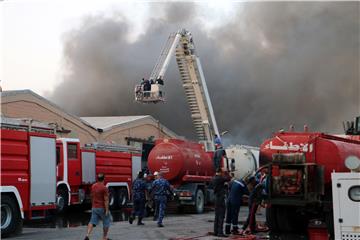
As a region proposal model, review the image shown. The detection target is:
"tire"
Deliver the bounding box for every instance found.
[194,189,204,214]
[145,199,155,217]
[1,195,22,237]
[117,188,129,208]
[325,211,334,240]
[177,205,184,214]
[56,189,68,213]
[109,188,117,210]
[276,206,307,233]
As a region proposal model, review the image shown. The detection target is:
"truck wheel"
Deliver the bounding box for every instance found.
[117,188,128,208]
[194,189,204,214]
[109,188,117,209]
[1,195,22,237]
[276,206,307,233]
[56,189,68,213]
[325,211,334,240]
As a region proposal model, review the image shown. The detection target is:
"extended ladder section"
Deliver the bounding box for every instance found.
[150,32,180,81]
[135,29,220,150]
[175,32,219,151]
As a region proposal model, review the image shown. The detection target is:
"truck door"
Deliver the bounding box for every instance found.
[67,142,81,186]
[56,143,64,181]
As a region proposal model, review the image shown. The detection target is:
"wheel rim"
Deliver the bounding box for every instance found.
[196,191,204,213]
[118,192,126,206]
[109,193,115,206]
[1,204,12,230]
[57,196,65,211]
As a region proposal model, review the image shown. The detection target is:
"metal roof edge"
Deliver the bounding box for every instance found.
[1,89,98,131]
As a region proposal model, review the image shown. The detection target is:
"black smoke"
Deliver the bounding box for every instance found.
[50,2,360,145]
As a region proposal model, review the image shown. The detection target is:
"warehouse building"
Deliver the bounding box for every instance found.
[1,90,179,147]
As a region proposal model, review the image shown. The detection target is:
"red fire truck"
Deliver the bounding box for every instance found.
[261,117,360,237]
[1,118,57,237]
[1,117,142,237]
[55,141,142,212]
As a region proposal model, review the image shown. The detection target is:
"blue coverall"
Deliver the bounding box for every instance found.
[151,177,171,225]
[225,179,249,234]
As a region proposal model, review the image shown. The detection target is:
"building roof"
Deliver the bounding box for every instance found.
[81,116,178,137]
[1,89,92,127]
[81,116,148,130]
[2,89,178,138]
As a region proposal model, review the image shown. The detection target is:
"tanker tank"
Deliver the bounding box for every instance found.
[147,139,214,186]
[260,132,360,183]
[225,145,259,180]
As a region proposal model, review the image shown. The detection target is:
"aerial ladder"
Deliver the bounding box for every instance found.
[134,29,220,151]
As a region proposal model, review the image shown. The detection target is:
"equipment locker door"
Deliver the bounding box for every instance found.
[132,155,142,182]
[81,151,96,184]
[338,179,360,227]
[67,142,82,186]
[30,135,56,206]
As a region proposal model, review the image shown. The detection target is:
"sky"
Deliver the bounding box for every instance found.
[2,0,148,94]
[1,0,234,94]
[1,1,359,145]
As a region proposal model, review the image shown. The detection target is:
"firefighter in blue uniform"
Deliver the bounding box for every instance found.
[151,171,173,227]
[129,171,147,225]
[225,176,256,235]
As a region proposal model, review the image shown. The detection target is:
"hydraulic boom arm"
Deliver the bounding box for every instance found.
[135,29,220,150]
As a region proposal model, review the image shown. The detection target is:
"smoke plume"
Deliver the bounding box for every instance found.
[50,2,360,146]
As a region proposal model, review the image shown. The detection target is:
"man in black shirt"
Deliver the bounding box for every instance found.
[211,168,228,237]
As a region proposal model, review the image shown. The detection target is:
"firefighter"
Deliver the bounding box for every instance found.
[214,134,222,146]
[129,171,147,225]
[241,181,266,234]
[213,144,228,171]
[225,176,256,235]
[143,79,151,97]
[151,171,173,227]
[211,168,228,237]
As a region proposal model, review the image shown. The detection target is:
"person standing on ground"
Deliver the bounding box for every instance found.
[211,168,228,237]
[151,171,172,227]
[225,176,256,235]
[129,171,147,225]
[84,173,111,240]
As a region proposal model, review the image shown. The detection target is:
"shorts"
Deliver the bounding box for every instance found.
[89,208,111,228]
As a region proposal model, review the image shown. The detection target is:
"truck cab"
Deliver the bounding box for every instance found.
[56,138,86,212]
